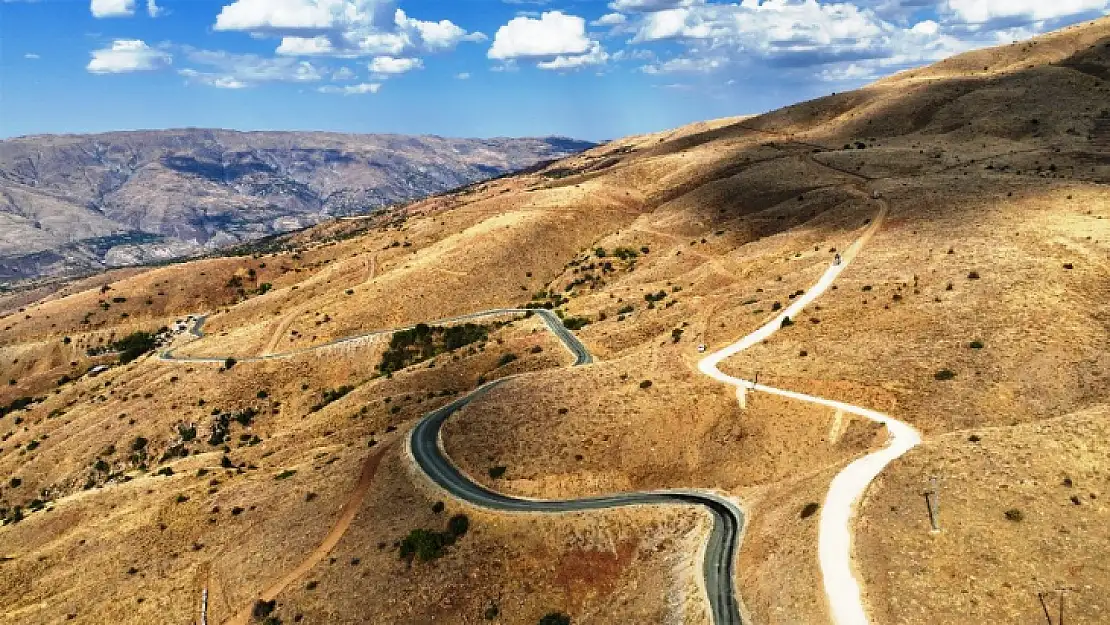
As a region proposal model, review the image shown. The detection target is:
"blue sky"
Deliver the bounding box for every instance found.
[1,1,1107,140]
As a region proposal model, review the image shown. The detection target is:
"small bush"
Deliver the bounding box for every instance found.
[967,271,980,280]
[274,469,297,480]
[224,358,237,370]
[399,528,451,562]
[780,317,794,328]
[800,503,820,519]
[539,613,571,625]
[497,353,518,367]
[934,369,956,381]
[252,599,276,620]
[448,514,469,537]
[639,380,652,389]
[1004,508,1024,522]
[432,501,445,514]
[488,466,507,479]
[969,340,984,349]
[671,328,684,343]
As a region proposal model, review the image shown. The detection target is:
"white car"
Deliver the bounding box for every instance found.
[697,344,707,353]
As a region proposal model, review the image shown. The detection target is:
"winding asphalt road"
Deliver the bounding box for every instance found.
[409,309,745,625]
[162,308,747,625]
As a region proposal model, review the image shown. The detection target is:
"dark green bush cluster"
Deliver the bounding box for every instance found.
[612,247,639,261]
[378,323,491,375]
[311,386,355,411]
[562,317,590,331]
[0,396,36,419]
[539,613,571,625]
[399,514,471,562]
[89,331,162,364]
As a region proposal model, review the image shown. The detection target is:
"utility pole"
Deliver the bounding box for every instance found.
[923,476,940,533]
[1037,591,1053,625]
[1056,587,1075,625]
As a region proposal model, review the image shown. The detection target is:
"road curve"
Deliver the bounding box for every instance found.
[409,309,745,625]
[161,308,746,624]
[698,202,921,625]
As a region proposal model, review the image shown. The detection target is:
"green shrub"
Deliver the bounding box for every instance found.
[639,380,653,389]
[562,317,589,331]
[497,353,518,367]
[934,369,956,381]
[780,317,794,328]
[1004,508,1024,522]
[539,613,571,625]
[800,503,820,519]
[111,332,159,364]
[448,514,470,537]
[400,528,452,562]
[489,466,507,479]
[274,469,297,480]
[969,340,984,349]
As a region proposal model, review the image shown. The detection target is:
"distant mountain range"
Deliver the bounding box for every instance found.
[0,129,595,283]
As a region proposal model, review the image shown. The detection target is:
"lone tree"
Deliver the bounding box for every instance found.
[539,613,571,625]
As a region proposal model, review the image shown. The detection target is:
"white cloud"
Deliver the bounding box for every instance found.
[178,69,248,89]
[87,39,171,73]
[592,12,627,26]
[90,0,135,18]
[332,66,357,80]
[397,10,487,51]
[179,48,325,88]
[217,1,485,61]
[608,0,704,12]
[488,11,606,69]
[368,55,422,74]
[537,41,609,70]
[455,72,471,79]
[146,0,163,17]
[317,82,382,94]
[214,0,372,32]
[276,35,337,56]
[943,0,1110,24]
[642,55,724,74]
[24,53,40,60]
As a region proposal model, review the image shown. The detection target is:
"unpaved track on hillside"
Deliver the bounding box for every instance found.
[223,444,390,625]
[698,200,923,625]
[259,253,379,356]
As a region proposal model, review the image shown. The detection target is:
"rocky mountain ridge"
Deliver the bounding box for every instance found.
[0,129,594,283]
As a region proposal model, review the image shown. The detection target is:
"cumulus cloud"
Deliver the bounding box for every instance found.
[317,82,382,94]
[455,72,471,79]
[24,53,40,60]
[489,11,591,59]
[488,10,608,69]
[90,0,135,18]
[608,0,704,12]
[942,0,1110,24]
[146,0,163,17]
[592,12,627,26]
[87,39,171,73]
[215,0,485,61]
[178,48,326,88]
[368,55,422,74]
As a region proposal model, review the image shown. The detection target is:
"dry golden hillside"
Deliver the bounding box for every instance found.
[2,17,1109,625]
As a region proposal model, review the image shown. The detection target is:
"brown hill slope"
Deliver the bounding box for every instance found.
[1,17,1109,625]
[0,131,594,283]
